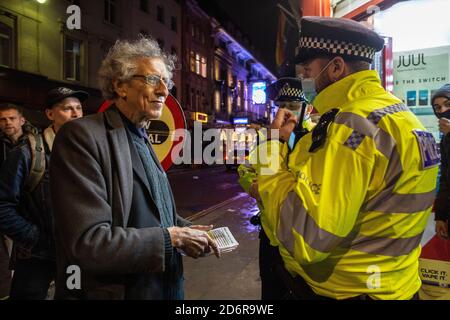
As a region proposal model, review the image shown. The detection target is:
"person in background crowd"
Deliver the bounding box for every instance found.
[238,77,313,299]
[432,84,450,239]
[0,87,86,299]
[0,104,26,168]
[0,103,29,299]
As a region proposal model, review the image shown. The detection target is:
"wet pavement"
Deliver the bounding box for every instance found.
[183,193,262,300]
[168,166,242,218]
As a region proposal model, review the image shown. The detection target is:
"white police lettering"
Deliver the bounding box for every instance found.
[66,265,81,290]
[412,130,440,169]
[298,170,321,195]
[66,5,81,30]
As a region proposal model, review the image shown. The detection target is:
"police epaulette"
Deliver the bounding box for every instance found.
[309,108,340,153]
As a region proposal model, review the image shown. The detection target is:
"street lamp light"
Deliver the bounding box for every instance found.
[35,0,47,3]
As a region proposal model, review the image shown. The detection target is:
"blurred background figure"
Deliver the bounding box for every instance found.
[238,77,311,299]
[0,103,27,299]
[432,84,450,240]
[267,77,315,150]
[0,87,86,299]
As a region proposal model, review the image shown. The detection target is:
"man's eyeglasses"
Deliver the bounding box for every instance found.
[132,74,174,90]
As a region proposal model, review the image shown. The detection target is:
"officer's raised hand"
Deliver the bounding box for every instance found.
[270,108,298,142]
[439,118,450,135]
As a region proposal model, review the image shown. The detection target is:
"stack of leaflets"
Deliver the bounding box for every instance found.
[208,227,239,254]
[177,226,239,256]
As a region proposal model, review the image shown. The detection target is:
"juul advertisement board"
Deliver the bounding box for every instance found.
[393,45,450,139]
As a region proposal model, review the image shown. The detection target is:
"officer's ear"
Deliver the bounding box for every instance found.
[328,56,347,82]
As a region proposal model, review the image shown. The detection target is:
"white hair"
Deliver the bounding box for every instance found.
[98,35,176,100]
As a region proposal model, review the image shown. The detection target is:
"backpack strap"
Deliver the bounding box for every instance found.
[24,133,46,192]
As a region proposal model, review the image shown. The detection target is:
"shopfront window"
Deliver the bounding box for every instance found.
[200,57,207,78]
[157,5,165,24]
[64,36,82,81]
[104,0,116,25]
[0,22,12,68]
[189,51,195,73]
[195,53,200,75]
[140,0,148,13]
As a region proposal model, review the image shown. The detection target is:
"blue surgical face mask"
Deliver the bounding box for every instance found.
[300,78,317,102]
[300,59,335,102]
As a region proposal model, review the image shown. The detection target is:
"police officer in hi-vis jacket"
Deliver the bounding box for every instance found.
[252,16,439,300]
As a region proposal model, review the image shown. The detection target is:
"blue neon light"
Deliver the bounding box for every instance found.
[252,82,267,104]
[233,117,249,125]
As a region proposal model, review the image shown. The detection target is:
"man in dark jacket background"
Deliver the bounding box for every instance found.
[433,84,450,239]
[0,88,86,299]
[0,103,28,298]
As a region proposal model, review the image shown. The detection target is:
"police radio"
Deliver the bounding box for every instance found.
[291,101,309,149]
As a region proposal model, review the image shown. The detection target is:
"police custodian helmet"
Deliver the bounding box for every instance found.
[267,77,307,105]
[294,16,385,64]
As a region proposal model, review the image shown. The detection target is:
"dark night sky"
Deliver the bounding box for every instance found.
[199,0,280,74]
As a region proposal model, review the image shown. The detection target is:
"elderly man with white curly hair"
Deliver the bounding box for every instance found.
[49,36,220,300]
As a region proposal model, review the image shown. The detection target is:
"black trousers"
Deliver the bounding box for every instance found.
[9,257,56,300]
[259,229,291,299]
[0,237,11,299]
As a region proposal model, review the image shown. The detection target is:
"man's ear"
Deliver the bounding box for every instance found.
[113,79,128,99]
[19,116,26,126]
[45,108,54,122]
[328,56,347,82]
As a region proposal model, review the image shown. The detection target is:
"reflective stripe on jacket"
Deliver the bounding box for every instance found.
[256,70,439,300]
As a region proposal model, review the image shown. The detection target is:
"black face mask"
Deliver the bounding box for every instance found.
[436,109,450,119]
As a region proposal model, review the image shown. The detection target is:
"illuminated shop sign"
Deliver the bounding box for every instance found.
[252,82,267,104]
[232,117,249,125]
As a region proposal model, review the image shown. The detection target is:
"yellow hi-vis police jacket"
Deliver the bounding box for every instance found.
[256,70,439,300]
